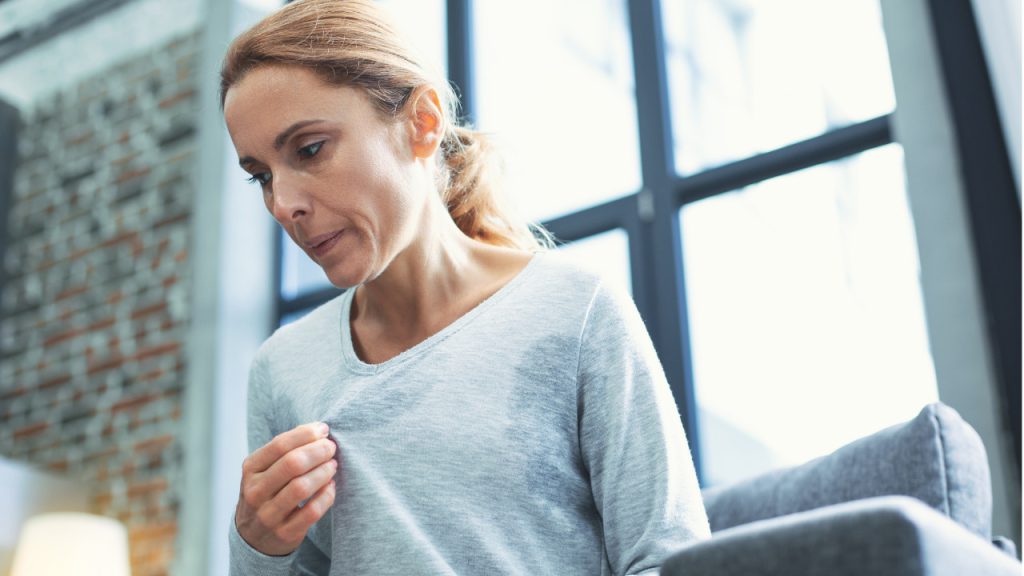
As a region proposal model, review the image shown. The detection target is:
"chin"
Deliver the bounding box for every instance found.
[322,260,374,290]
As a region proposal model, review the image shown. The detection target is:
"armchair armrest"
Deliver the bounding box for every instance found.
[661,496,1020,576]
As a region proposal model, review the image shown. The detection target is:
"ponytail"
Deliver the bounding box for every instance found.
[440,126,551,250]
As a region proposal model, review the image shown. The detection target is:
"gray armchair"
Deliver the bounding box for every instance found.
[663,403,1021,576]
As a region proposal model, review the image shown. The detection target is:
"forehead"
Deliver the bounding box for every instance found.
[223,65,372,146]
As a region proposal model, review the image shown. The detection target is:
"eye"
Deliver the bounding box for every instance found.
[246,172,272,187]
[298,141,323,160]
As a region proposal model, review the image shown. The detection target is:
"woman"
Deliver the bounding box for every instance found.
[222,0,709,574]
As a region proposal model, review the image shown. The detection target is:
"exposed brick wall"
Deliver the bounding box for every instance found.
[0,32,199,576]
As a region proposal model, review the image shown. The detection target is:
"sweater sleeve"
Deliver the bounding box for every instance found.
[576,282,711,576]
[229,348,333,576]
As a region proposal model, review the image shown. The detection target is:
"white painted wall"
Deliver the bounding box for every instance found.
[970,0,1022,191]
[881,0,1021,547]
[179,2,279,575]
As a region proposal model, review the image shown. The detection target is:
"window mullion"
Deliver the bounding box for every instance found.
[446,0,475,125]
[627,0,702,479]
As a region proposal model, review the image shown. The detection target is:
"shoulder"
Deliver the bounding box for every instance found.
[252,290,348,369]
[509,250,640,342]
[531,251,636,318]
[522,250,607,300]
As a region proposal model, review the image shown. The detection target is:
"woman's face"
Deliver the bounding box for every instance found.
[224,65,430,288]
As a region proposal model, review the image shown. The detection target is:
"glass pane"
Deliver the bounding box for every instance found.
[557,229,632,296]
[663,0,896,174]
[280,229,333,299]
[474,0,641,222]
[376,0,447,78]
[680,144,938,486]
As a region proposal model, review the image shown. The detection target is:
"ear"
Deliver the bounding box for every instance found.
[406,86,445,159]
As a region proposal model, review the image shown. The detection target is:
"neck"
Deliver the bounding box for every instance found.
[352,197,482,339]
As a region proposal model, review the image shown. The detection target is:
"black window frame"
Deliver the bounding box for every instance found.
[274,0,1021,481]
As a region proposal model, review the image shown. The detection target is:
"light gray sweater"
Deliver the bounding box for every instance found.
[229,253,710,575]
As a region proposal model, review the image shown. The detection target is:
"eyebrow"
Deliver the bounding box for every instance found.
[238,119,326,168]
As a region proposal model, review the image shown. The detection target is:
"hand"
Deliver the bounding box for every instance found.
[235,422,338,556]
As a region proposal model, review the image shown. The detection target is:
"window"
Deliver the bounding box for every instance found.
[681,144,937,484]
[658,0,937,484]
[663,0,895,174]
[474,0,640,221]
[271,0,1016,489]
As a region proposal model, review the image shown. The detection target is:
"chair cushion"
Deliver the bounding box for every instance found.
[701,403,992,539]
[662,496,1020,576]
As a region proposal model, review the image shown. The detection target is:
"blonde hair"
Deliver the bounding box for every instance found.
[220,0,550,250]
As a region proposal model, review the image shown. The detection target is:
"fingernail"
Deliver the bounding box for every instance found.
[318,422,329,436]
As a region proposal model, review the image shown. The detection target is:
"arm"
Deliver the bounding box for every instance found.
[229,350,335,576]
[577,282,711,576]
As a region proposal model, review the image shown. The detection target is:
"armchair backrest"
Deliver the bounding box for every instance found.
[701,403,993,539]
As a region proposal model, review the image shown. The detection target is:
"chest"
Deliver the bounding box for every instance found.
[285,330,584,480]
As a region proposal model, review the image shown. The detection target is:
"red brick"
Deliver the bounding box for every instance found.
[68,246,92,261]
[94,491,114,509]
[13,421,48,440]
[47,459,69,473]
[0,386,27,401]
[107,290,125,305]
[87,317,116,332]
[38,374,71,390]
[88,355,125,376]
[119,462,137,479]
[44,327,82,347]
[56,285,89,301]
[99,231,139,249]
[129,521,177,542]
[127,478,168,498]
[137,368,165,383]
[111,392,159,414]
[67,130,94,146]
[134,434,173,454]
[154,213,188,229]
[158,89,195,109]
[115,168,151,184]
[131,303,166,320]
[112,153,138,166]
[84,446,119,462]
[134,342,180,362]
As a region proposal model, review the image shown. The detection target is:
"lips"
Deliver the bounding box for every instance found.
[304,229,344,257]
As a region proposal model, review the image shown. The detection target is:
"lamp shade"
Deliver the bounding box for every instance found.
[10,513,130,576]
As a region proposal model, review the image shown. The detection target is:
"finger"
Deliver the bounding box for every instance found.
[244,437,337,506]
[265,436,337,485]
[262,458,338,528]
[245,422,329,474]
[278,476,336,543]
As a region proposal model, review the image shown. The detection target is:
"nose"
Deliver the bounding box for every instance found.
[269,172,312,223]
